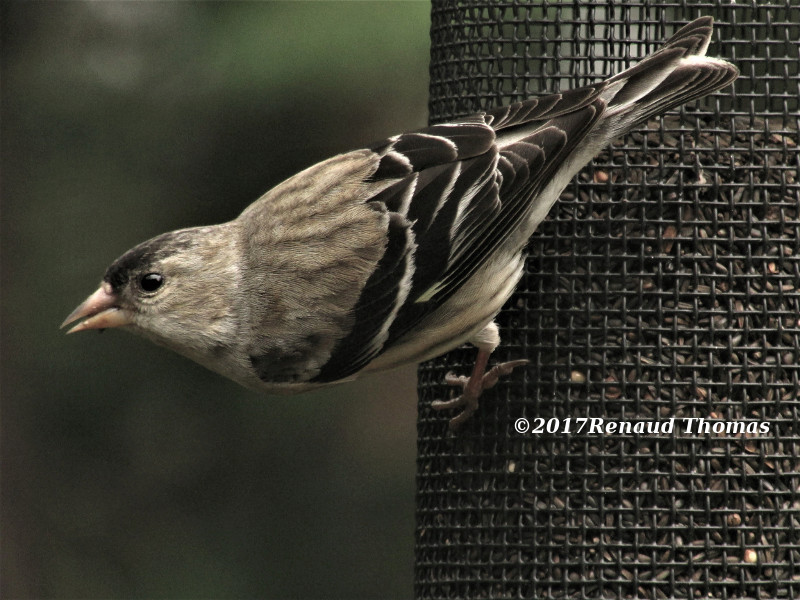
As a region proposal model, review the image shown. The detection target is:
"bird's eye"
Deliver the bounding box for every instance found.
[139,273,164,293]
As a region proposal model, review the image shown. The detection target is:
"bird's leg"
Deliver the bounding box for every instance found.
[431,348,528,430]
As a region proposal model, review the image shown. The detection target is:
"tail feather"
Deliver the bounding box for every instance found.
[602,47,686,111]
[663,15,714,55]
[635,57,737,117]
[489,17,738,144]
[604,17,738,131]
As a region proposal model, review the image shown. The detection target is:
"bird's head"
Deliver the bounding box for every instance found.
[63,225,242,364]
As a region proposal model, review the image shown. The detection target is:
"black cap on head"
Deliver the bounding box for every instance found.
[103,231,196,292]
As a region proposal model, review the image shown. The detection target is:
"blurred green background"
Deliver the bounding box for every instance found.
[2,2,431,598]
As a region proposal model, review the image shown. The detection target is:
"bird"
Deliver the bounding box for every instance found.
[63,17,737,429]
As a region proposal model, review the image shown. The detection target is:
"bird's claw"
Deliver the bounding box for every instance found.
[482,359,529,390]
[431,359,529,430]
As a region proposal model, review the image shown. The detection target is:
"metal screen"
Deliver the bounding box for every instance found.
[416,2,800,598]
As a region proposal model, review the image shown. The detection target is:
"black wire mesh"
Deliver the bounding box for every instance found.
[416,2,800,599]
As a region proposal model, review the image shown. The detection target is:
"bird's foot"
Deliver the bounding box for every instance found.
[431,358,529,430]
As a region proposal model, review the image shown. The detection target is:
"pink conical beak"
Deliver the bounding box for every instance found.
[61,282,133,333]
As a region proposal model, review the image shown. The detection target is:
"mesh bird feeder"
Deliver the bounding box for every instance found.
[416,2,800,598]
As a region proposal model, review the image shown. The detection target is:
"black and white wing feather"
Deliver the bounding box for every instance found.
[307,17,738,383]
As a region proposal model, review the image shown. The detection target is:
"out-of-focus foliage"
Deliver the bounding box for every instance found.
[1,2,429,598]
